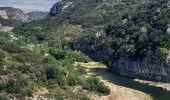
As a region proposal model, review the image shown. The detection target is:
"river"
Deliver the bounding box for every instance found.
[76,62,170,100]
[91,67,170,100]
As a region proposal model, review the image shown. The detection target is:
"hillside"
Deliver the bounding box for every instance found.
[71,0,170,82]
[13,0,170,82]
[26,11,48,21]
[0,30,111,99]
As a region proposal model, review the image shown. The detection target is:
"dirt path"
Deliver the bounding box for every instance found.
[76,62,152,100]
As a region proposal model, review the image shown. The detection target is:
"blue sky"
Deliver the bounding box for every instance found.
[0,0,60,13]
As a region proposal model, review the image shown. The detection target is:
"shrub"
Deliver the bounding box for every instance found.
[5,73,34,97]
[45,65,67,86]
[13,53,43,63]
[0,42,29,53]
[0,31,11,42]
[0,50,5,63]
[83,77,110,95]
[67,76,80,86]
[43,55,59,65]
[66,51,91,62]
[49,48,66,60]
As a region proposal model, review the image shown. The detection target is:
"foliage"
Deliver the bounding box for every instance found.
[83,77,110,95]
[12,24,44,43]
[0,31,11,42]
[0,17,22,27]
[0,50,5,63]
[0,42,29,53]
[0,41,107,99]
[49,48,66,60]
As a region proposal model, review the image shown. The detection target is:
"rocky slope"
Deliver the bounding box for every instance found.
[69,0,170,82]
[0,7,29,27]
[26,11,48,21]
[0,7,28,22]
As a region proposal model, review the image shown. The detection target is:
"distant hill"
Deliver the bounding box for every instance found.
[26,11,48,21]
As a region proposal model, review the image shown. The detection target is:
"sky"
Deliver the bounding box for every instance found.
[0,0,60,13]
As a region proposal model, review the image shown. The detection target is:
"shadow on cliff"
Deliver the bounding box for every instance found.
[90,67,170,100]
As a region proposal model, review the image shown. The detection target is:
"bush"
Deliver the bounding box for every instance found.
[83,77,110,95]
[43,55,59,65]
[97,83,111,95]
[0,50,5,63]
[45,65,67,86]
[13,53,43,63]
[0,31,11,42]
[49,48,66,60]
[0,42,29,53]
[5,73,34,97]
[67,76,80,86]
[66,51,91,62]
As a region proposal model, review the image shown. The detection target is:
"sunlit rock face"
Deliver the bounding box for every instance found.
[50,0,74,16]
[0,10,8,19]
[0,7,29,22]
[49,0,112,16]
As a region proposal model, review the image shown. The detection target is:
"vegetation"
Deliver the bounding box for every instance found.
[4,0,170,99]
[0,41,93,99]
[0,31,11,42]
[83,77,110,95]
[0,17,23,27]
[72,0,170,63]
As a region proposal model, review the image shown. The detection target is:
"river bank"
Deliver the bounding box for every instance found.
[134,79,170,91]
[76,62,152,100]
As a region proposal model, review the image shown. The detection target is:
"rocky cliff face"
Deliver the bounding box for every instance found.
[110,55,170,82]
[73,39,170,82]
[49,0,113,16]
[50,0,74,16]
[0,7,28,22]
[26,11,48,21]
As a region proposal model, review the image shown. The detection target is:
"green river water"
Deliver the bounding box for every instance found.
[91,67,170,100]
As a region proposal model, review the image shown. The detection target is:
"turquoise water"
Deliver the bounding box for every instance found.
[91,67,170,100]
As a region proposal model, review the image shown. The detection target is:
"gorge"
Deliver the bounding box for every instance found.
[1,0,170,99]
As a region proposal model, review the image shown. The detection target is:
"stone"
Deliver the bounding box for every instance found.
[0,7,29,22]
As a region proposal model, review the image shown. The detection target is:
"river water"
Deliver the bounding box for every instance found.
[91,67,170,100]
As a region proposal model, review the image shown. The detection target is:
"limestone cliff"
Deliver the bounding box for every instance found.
[0,7,28,22]
[50,0,74,16]
[72,38,170,82]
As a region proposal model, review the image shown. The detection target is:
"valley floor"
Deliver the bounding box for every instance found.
[76,62,152,100]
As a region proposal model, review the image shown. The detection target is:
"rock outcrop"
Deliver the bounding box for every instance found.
[49,0,106,16]
[66,0,170,83]
[26,11,48,21]
[72,37,170,82]
[50,0,74,16]
[0,7,28,22]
